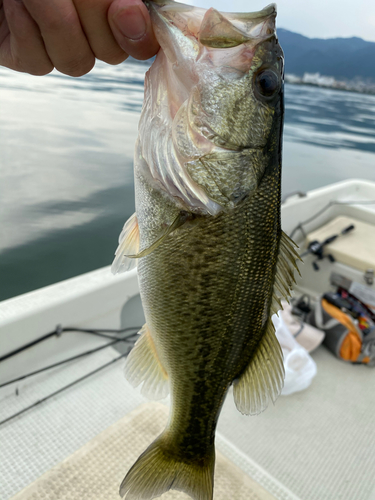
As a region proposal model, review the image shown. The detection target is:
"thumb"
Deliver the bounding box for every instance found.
[108,0,159,60]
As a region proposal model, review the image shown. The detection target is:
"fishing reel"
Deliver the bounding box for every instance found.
[301,224,355,271]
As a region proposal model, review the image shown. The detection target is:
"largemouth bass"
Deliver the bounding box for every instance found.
[112,1,300,498]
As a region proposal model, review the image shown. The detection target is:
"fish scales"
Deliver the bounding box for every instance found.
[112,1,300,499]
[136,168,281,436]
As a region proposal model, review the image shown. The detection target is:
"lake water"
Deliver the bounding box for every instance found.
[1,60,375,301]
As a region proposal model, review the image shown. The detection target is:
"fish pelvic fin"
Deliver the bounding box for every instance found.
[120,432,215,500]
[111,213,139,274]
[233,231,301,416]
[124,324,169,400]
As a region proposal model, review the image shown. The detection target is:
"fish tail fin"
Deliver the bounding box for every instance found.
[119,432,215,500]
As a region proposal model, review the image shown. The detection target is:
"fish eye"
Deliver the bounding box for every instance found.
[254,69,279,98]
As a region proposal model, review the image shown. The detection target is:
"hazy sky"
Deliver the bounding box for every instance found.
[185,0,375,42]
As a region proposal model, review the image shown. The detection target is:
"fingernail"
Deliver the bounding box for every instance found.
[113,6,147,41]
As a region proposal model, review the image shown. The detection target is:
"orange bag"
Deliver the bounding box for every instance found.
[309,298,374,365]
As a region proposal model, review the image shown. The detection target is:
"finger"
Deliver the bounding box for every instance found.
[0,0,53,74]
[108,0,159,61]
[22,0,95,76]
[73,0,128,65]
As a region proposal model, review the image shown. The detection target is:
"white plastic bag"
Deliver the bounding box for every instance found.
[273,314,317,395]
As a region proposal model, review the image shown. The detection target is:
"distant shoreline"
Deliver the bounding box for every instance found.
[285,73,375,96]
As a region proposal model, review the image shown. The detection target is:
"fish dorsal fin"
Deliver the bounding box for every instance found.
[270,231,302,316]
[124,324,169,400]
[233,231,301,415]
[111,213,140,275]
[199,8,249,48]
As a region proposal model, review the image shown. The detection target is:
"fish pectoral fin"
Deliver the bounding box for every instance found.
[124,324,169,400]
[233,317,285,416]
[111,212,140,275]
[120,432,215,500]
[112,211,191,272]
[127,210,193,259]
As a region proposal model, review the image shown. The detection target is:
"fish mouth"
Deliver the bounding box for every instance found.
[147,0,276,18]
[145,0,277,48]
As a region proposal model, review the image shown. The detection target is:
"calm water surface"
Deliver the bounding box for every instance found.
[1,61,375,300]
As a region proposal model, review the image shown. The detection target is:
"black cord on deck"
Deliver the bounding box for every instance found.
[0,325,141,363]
[60,327,138,340]
[0,352,129,427]
[0,331,60,363]
[0,330,139,388]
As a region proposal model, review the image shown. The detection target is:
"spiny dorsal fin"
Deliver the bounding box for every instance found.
[233,317,284,415]
[111,212,139,275]
[270,230,302,316]
[199,8,249,48]
[232,231,301,415]
[124,324,169,400]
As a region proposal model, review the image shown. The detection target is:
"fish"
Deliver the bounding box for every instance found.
[111,1,300,499]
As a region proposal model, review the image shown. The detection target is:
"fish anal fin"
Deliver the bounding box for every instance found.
[124,324,169,400]
[111,213,139,275]
[233,318,284,416]
[120,432,215,500]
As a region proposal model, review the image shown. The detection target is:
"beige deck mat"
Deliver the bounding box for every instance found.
[10,402,275,500]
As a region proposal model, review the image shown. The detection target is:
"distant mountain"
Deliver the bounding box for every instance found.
[278,29,375,80]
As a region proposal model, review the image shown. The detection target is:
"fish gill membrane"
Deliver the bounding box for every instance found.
[112,1,301,499]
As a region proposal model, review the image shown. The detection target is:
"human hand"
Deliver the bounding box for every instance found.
[0,0,159,76]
